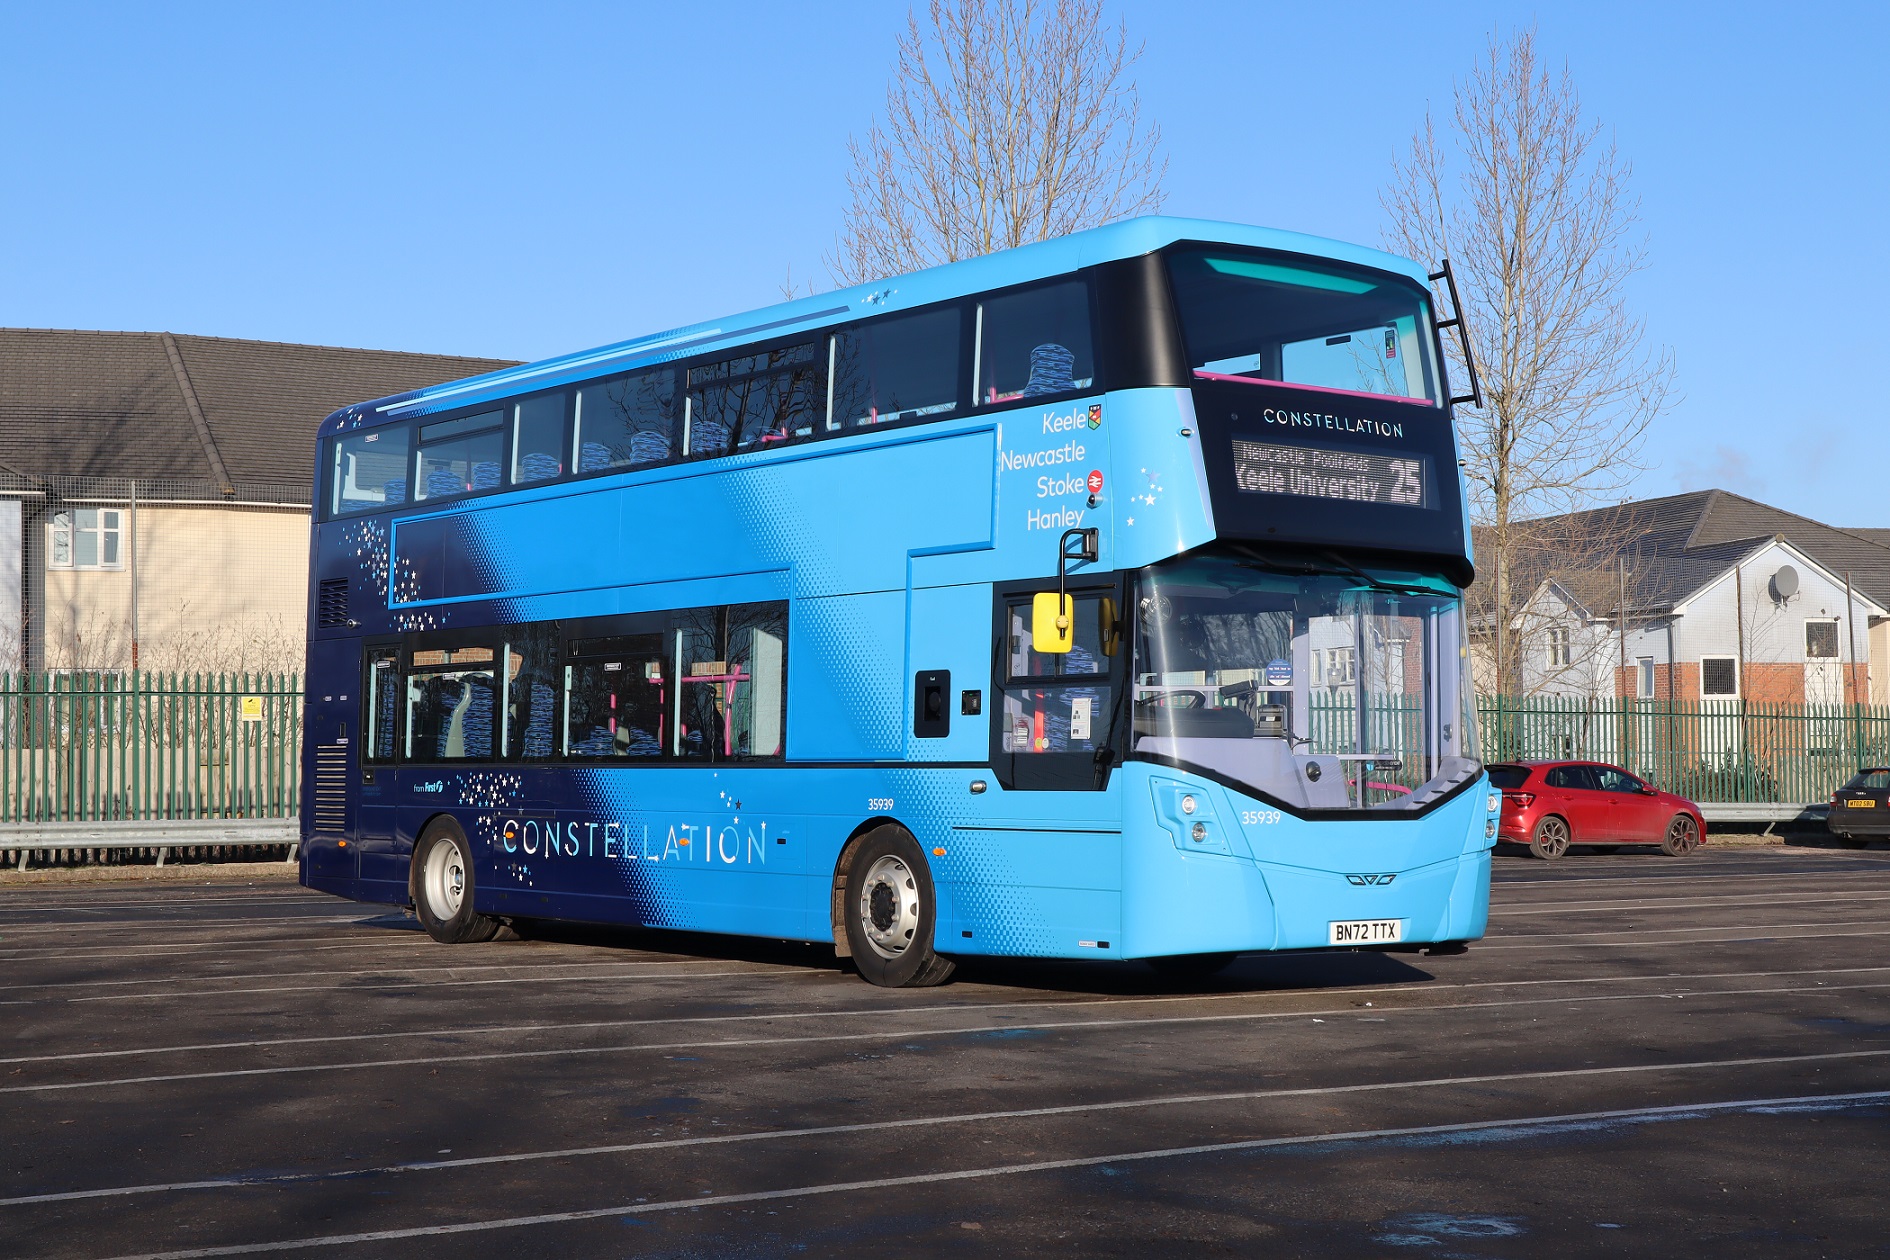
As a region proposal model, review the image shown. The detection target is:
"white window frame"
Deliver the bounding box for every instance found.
[1637,656,1656,699]
[46,508,124,571]
[1546,627,1571,667]
[1700,655,1740,699]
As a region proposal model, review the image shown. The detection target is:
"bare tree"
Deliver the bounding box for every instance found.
[1382,27,1674,695]
[831,0,1166,287]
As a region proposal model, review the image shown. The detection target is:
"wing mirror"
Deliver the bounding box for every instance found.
[1032,592,1074,654]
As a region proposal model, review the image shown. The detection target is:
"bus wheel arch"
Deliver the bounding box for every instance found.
[411,815,502,944]
[832,821,955,987]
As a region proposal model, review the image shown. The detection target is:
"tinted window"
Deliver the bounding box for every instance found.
[406,643,497,760]
[829,307,961,430]
[330,428,411,516]
[1701,657,1739,697]
[512,394,567,485]
[686,343,824,457]
[364,647,400,762]
[1844,769,1890,791]
[1487,765,1530,789]
[1003,594,1115,755]
[1544,765,1598,790]
[673,603,788,759]
[576,369,678,473]
[415,409,504,501]
[565,630,668,758]
[1165,246,1440,404]
[977,282,1094,406]
[503,625,559,759]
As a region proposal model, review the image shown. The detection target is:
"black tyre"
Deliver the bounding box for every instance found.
[1659,813,1700,857]
[843,826,955,988]
[1147,952,1237,978]
[412,821,502,944]
[1528,815,1571,860]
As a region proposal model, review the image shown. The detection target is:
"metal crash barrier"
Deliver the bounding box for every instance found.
[0,820,300,871]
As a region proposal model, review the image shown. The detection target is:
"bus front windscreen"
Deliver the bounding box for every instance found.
[1166,245,1442,405]
[1132,554,1480,812]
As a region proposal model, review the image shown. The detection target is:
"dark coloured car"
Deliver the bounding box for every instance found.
[1489,761,1706,860]
[1828,768,1890,849]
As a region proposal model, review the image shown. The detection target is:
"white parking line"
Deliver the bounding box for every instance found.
[82,1089,1890,1260]
[6,963,1888,1068]
[1492,891,1890,915]
[1492,918,1890,941]
[9,1047,1886,1209]
[1484,928,1890,951]
[10,978,1888,1096]
[0,954,758,994]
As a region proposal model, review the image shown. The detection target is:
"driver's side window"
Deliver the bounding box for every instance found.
[999,594,1115,755]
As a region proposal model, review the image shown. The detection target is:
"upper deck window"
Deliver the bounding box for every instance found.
[415,409,504,501]
[330,428,411,517]
[829,307,961,430]
[512,393,568,485]
[576,368,679,474]
[1166,247,1441,406]
[975,281,1094,406]
[686,342,824,458]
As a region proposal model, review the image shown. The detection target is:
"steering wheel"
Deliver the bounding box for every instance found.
[1142,690,1207,709]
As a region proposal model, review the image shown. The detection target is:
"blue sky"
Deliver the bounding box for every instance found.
[2,2,1884,523]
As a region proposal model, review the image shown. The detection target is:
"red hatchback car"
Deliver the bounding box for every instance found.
[1489,761,1706,859]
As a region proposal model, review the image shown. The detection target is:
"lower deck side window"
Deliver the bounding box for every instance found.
[371,603,788,765]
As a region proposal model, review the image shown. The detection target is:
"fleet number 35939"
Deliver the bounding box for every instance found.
[1241,809,1283,825]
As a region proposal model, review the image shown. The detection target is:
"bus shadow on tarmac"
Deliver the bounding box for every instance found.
[348,910,1439,996]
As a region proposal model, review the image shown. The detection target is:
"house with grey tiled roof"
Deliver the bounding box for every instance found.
[0,329,516,671]
[1501,489,1890,705]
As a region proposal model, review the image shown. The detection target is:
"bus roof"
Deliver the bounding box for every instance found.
[320,216,1434,436]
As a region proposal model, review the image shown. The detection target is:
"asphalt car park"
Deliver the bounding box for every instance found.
[2,844,1888,1259]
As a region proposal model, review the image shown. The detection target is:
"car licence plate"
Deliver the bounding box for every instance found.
[1329,918,1402,945]
[1847,799,1876,808]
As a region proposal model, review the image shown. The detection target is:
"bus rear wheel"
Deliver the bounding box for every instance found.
[413,821,502,944]
[843,826,955,988]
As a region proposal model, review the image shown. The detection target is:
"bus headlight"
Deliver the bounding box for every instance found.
[1191,822,1208,842]
[1181,794,1197,815]
[1487,791,1501,813]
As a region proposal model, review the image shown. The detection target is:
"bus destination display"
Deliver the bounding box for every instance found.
[1229,439,1431,509]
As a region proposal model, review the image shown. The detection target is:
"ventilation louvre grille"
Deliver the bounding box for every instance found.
[317,578,350,628]
[312,744,348,832]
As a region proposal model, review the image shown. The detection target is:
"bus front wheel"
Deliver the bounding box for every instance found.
[843,826,955,988]
[413,821,502,945]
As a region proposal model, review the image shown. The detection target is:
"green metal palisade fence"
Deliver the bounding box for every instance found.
[1476,694,1890,805]
[0,672,302,824]
[3,675,1885,822]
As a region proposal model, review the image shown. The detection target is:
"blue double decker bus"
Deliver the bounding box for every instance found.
[300,216,1495,986]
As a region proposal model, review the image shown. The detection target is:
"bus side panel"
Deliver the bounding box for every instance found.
[933,828,1123,958]
[788,591,905,761]
[904,581,994,763]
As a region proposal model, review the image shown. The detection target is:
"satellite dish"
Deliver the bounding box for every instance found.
[1771,565,1799,601]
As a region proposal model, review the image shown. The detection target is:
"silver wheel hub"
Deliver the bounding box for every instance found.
[423,839,465,920]
[858,854,921,959]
